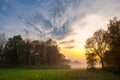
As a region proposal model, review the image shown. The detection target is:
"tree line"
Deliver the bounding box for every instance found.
[85,17,120,73]
[0,35,70,68]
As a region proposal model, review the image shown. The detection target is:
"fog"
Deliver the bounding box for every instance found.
[70,59,101,69]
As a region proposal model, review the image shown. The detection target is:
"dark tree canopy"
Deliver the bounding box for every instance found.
[104,17,120,72]
[85,17,120,73]
[85,52,97,69]
[85,29,107,69]
[0,35,70,69]
[0,33,7,65]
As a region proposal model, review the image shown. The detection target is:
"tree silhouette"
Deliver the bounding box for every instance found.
[104,17,120,72]
[85,52,97,69]
[0,36,70,68]
[5,35,23,65]
[85,29,107,69]
[0,33,7,65]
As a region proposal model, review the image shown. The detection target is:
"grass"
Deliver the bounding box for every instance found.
[0,69,120,80]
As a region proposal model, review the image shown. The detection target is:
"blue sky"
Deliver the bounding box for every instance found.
[0,0,81,39]
[0,0,120,54]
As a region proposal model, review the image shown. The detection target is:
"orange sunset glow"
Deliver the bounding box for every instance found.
[58,15,110,61]
[0,0,120,80]
[0,0,120,69]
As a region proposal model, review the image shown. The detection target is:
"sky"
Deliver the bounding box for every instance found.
[0,0,120,68]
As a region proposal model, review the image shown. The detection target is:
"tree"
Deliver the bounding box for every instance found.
[0,33,7,50]
[85,29,107,69]
[24,39,33,65]
[0,35,70,68]
[46,39,70,67]
[5,35,23,65]
[30,40,47,65]
[85,52,97,69]
[38,42,47,65]
[46,39,60,65]
[104,17,120,72]
[0,33,7,65]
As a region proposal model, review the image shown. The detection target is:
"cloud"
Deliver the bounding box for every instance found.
[60,40,74,44]
[20,0,120,40]
[64,46,76,49]
[18,0,82,40]
[0,0,120,41]
[24,29,29,35]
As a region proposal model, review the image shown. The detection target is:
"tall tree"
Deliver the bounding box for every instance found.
[38,42,47,65]
[0,33,7,65]
[85,29,107,69]
[6,35,23,65]
[104,17,120,71]
[24,39,33,65]
[46,39,68,66]
[85,52,97,69]
[0,35,70,68]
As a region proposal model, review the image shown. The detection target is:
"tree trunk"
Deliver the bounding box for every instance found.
[100,57,104,69]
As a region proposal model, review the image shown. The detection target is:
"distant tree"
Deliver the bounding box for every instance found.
[46,39,60,65]
[46,39,57,46]
[0,35,70,68]
[104,17,120,71]
[85,52,97,69]
[24,39,33,65]
[5,35,23,65]
[85,29,107,69]
[30,40,47,65]
[38,42,47,65]
[46,39,69,67]
[0,33,7,50]
[0,33,7,65]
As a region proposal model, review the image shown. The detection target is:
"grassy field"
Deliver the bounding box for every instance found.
[0,69,120,80]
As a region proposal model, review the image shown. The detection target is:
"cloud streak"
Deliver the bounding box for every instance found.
[18,0,83,40]
[0,0,120,40]
[64,46,76,49]
[60,40,75,44]
[20,0,120,40]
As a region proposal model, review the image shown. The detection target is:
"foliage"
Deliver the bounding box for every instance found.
[104,17,120,72]
[0,33,7,65]
[0,35,70,68]
[85,29,107,69]
[85,52,97,69]
[85,17,120,73]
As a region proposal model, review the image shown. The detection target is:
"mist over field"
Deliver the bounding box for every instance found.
[0,0,120,80]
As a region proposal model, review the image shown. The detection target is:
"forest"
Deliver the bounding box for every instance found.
[0,35,70,68]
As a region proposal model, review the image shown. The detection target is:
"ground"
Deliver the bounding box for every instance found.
[0,69,119,80]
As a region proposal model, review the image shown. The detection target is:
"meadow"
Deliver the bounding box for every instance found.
[0,69,120,80]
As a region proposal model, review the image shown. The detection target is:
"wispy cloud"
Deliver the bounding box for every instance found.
[64,46,76,49]
[60,40,74,44]
[0,0,120,40]
[20,0,120,40]
[18,0,82,40]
